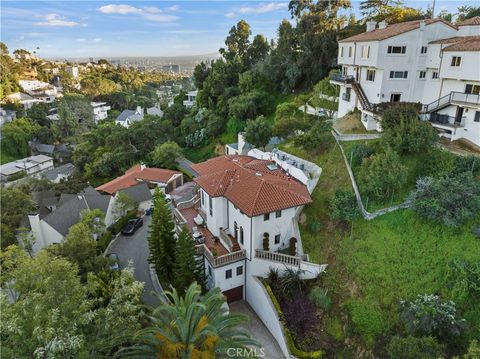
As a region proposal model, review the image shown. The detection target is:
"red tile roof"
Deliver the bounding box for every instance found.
[443,36,480,52]
[96,164,181,194]
[457,16,480,26]
[192,155,312,217]
[339,18,456,43]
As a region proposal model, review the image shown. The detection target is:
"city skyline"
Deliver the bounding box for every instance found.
[1,0,477,58]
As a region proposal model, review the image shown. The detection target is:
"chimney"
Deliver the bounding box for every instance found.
[366,20,377,32]
[378,20,387,29]
[419,20,426,30]
[140,163,146,171]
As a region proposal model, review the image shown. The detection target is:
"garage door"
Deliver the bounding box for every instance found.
[223,286,243,304]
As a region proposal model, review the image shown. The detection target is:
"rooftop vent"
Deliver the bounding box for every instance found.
[266,164,278,171]
[255,172,262,177]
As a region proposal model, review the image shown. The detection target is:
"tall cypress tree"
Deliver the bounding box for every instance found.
[173,227,206,294]
[148,188,175,283]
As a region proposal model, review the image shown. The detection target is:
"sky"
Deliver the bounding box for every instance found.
[1,1,477,58]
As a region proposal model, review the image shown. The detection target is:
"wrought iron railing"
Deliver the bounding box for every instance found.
[429,113,465,127]
[330,74,355,83]
[424,92,480,113]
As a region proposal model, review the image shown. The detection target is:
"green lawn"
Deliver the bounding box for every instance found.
[287,136,480,351]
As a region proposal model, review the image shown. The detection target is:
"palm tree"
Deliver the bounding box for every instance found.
[117,283,259,358]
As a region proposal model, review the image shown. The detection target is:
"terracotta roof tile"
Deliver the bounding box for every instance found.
[96,165,181,194]
[192,155,311,217]
[442,36,480,51]
[457,16,480,26]
[339,18,456,43]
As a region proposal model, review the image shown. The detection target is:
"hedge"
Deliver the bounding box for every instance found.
[263,281,324,359]
[97,231,113,253]
[107,210,138,235]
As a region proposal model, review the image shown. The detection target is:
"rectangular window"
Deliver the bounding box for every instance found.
[342,66,347,75]
[236,266,243,276]
[475,111,480,122]
[209,196,213,216]
[390,93,401,102]
[420,46,428,54]
[200,190,204,206]
[275,210,282,218]
[387,46,406,54]
[419,71,426,79]
[465,84,480,95]
[274,234,281,244]
[362,45,370,59]
[451,56,461,67]
[432,71,439,79]
[366,69,376,81]
[264,213,270,221]
[225,269,232,279]
[339,47,343,57]
[389,71,408,79]
[208,266,212,276]
[348,46,353,57]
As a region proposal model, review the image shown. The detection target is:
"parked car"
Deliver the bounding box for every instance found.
[108,253,120,271]
[121,217,143,235]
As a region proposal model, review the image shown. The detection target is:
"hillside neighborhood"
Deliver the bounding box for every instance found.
[1,1,480,359]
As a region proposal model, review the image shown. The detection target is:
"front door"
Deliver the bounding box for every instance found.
[455,106,464,125]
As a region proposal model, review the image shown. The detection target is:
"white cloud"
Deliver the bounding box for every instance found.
[226,2,287,18]
[76,38,86,42]
[35,13,80,27]
[165,5,179,12]
[93,38,102,42]
[98,4,179,22]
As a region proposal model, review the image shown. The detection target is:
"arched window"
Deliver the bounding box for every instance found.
[234,221,238,240]
[240,226,244,245]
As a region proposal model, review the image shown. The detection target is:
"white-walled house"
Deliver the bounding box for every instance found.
[18,80,60,103]
[0,155,54,182]
[172,152,325,357]
[91,102,111,123]
[331,17,480,147]
[115,106,144,128]
[183,90,197,108]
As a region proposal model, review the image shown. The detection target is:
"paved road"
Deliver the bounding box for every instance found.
[177,157,198,178]
[229,301,285,359]
[106,216,161,306]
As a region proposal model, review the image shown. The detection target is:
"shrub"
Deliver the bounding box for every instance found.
[347,300,388,346]
[349,143,374,168]
[282,294,317,338]
[289,237,297,256]
[7,170,26,182]
[262,232,270,251]
[386,336,445,359]
[266,267,280,289]
[279,267,305,295]
[420,148,455,178]
[293,120,332,152]
[330,189,360,222]
[447,259,480,305]
[308,286,331,311]
[378,102,422,131]
[409,173,480,227]
[400,294,468,343]
[358,148,407,199]
[454,155,480,175]
[97,231,113,253]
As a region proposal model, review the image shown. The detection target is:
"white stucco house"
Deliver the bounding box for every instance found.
[115,106,144,128]
[331,17,480,147]
[0,155,54,182]
[18,80,60,103]
[91,102,111,123]
[183,90,197,108]
[172,151,325,357]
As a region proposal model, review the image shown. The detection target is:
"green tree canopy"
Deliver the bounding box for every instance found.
[244,115,273,150]
[149,141,182,169]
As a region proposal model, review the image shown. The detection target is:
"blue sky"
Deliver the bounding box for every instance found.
[1,1,476,58]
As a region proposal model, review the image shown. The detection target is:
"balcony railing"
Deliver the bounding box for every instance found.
[176,194,199,210]
[424,92,480,113]
[330,74,355,84]
[197,245,246,268]
[219,228,233,252]
[429,113,465,128]
[255,249,301,266]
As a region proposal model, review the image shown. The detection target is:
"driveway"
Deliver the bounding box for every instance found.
[229,301,286,359]
[106,215,162,306]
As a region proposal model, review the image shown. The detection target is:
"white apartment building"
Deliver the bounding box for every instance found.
[172,151,325,357]
[332,17,480,147]
[91,102,111,123]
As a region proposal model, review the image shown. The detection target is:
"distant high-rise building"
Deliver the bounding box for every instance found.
[162,64,180,73]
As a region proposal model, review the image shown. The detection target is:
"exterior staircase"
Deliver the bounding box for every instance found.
[423,91,480,113]
[352,82,373,111]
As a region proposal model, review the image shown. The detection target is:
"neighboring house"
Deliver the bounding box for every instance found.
[18,80,60,103]
[30,140,72,163]
[183,90,197,108]
[172,152,325,357]
[146,105,163,117]
[331,17,480,146]
[5,92,42,109]
[0,108,16,127]
[96,164,183,195]
[65,65,79,79]
[28,187,115,253]
[0,155,54,182]
[115,106,144,128]
[112,182,153,219]
[41,163,75,183]
[91,102,111,123]
[225,132,282,155]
